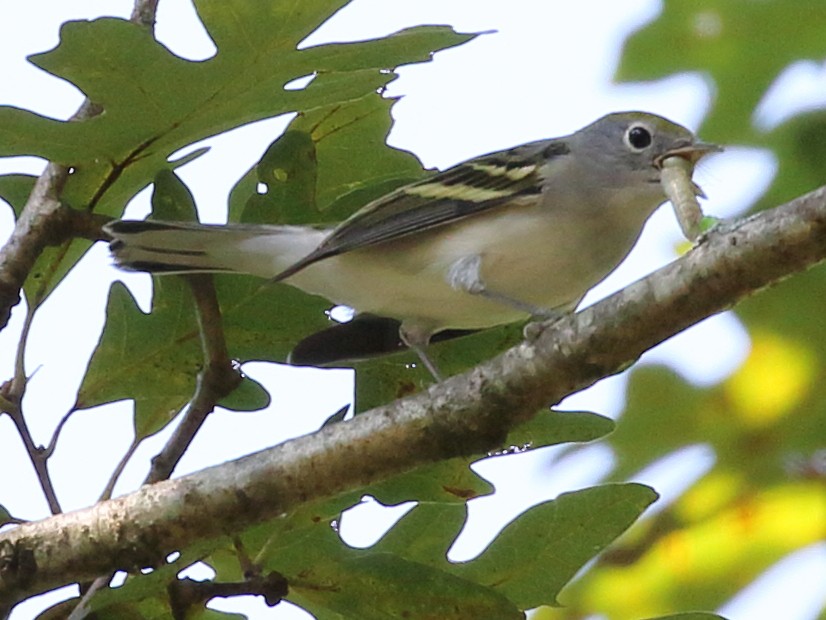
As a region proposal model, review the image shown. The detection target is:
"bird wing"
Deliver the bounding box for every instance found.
[272,139,569,281]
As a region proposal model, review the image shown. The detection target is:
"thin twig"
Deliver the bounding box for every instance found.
[42,407,75,460]
[233,537,257,577]
[65,576,108,620]
[4,409,62,516]
[11,305,32,397]
[98,438,141,502]
[0,305,62,514]
[146,274,242,483]
[168,573,287,618]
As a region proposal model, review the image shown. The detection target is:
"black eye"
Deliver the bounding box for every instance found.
[626,125,653,150]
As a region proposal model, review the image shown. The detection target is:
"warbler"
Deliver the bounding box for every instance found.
[105,111,718,378]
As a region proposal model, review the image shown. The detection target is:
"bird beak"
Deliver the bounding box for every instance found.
[654,141,721,199]
[657,141,723,167]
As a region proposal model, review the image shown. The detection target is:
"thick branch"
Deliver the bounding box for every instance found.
[1,185,825,605]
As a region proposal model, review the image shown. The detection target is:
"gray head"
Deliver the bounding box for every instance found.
[566,111,718,189]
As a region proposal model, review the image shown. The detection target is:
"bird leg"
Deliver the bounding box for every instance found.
[399,323,443,381]
[404,254,570,381]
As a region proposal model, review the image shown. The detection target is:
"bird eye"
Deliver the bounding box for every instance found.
[625,124,653,150]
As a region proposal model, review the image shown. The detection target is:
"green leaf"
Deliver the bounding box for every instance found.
[24,238,94,309]
[216,274,331,363]
[77,281,199,438]
[374,484,657,610]
[235,502,518,619]
[235,90,427,226]
[367,410,614,505]
[354,323,525,413]
[0,504,18,527]
[1,6,472,299]
[151,169,198,221]
[456,484,658,609]
[245,130,320,225]
[217,372,271,412]
[292,553,522,620]
[284,93,426,216]
[368,459,493,505]
[617,0,826,142]
[506,409,615,449]
[372,502,468,565]
[0,173,36,216]
[76,171,207,435]
[644,614,729,620]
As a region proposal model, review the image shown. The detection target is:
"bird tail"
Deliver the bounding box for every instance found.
[103,220,325,279]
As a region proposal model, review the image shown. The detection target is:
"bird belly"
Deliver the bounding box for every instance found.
[286,202,650,333]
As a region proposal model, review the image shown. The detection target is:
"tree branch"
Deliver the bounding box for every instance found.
[130,0,159,29]
[0,166,68,327]
[1,184,825,606]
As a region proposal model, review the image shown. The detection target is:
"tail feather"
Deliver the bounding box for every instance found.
[103,220,326,279]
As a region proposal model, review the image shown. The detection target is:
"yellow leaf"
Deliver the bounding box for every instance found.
[724,331,817,427]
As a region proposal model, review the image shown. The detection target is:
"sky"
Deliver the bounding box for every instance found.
[0,1,824,619]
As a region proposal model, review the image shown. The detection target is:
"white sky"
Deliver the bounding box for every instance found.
[1,1,824,619]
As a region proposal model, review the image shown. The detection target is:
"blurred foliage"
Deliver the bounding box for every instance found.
[536,2,826,619]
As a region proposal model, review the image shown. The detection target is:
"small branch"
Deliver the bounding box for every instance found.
[168,574,288,619]
[42,407,75,460]
[3,409,62,516]
[11,304,33,398]
[64,576,107,620]
[0,166,67,328]
[232,536,258,578]
[1,305,62,515]
[69,211,113,242]
[98,438,141,502]
[0,209,114,511]
[146,275,242,484]
[130,0,160,29]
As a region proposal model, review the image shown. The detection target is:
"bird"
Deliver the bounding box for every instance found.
[104,111,718,379]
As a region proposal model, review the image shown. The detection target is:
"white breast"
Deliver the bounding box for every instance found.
[286,194,659,333]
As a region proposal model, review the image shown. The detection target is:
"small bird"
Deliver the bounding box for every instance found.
[105,112,717,378]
